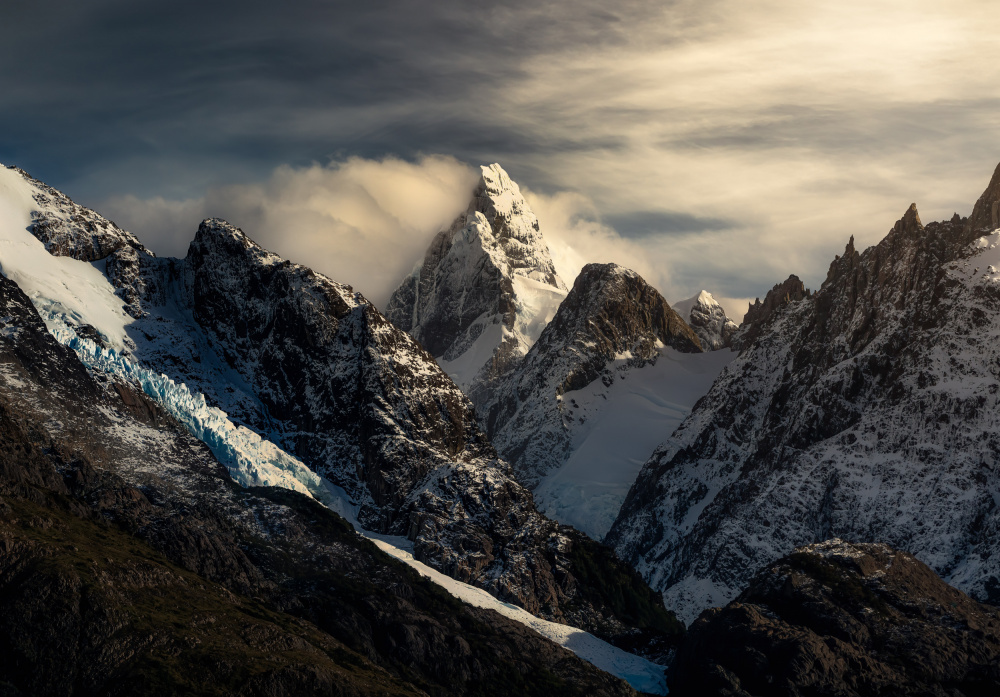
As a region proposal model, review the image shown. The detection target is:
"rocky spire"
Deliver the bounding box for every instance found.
[968,160,1000,232]
[385,164,567,409]
[733,274,810,350]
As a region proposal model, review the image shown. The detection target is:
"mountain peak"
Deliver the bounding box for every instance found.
[895,202,923,236]
[483,262,709,538]
[671,289,737,351]
[479,162,516,194]
[968,160,1000,232]
[385,163,567,405]
[468,163,564,289]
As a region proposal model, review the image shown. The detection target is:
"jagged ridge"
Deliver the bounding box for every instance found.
[608,163,1000,623]
[385,163,567,409]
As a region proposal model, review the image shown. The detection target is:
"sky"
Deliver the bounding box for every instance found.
[3,0,999,316]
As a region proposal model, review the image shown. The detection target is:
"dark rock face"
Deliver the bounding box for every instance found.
[0,272,638,697]
[670,540,1000,697]
[967,160,1000,232]
[385,163,567,410]
[608,164,1000,623]
[185,218,486,529]
[179,220,679,646]
[485,263,702,488]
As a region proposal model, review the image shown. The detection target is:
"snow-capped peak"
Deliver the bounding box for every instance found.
[385,163,567,407]
[472,163,565,290]
[671,289,737,351]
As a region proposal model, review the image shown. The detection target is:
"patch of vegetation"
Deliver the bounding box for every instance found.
[0,493,420,697]
[568,536,685,637]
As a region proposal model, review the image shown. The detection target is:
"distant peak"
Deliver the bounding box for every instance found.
[671,289,736,351]
[695,289,717,305]
[890,203,923,238]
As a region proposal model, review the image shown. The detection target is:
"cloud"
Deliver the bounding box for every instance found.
[5,0,1000,311]
[101,156,478,307]
[103,153,755,322]
[522,189,658,289]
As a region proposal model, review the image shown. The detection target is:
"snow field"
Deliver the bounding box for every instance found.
[535,347,735,539]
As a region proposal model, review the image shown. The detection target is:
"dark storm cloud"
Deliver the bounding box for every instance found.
[605,211,734,237]
[0,0,665,199]
[3,0,998,316]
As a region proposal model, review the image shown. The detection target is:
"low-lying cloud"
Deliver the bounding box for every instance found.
[102,156,478,306]
[104,154,756,319]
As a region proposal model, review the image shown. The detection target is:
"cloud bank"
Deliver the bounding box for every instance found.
[103,156,478,306]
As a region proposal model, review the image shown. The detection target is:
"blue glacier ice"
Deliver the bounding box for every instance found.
[44,315,360,521]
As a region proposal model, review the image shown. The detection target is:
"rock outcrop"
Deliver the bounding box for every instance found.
[734,274,809,349]
[608,163,1000,623]
[671,540,1000,696]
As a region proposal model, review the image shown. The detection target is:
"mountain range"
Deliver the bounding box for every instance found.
[1,158,999,696]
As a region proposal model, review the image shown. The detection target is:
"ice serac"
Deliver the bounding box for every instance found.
[385,163,568,409]
[484,263,712,539]
[607,166,1000,624]
[671,290,738,350]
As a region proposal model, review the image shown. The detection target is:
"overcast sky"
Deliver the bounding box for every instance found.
[3,0,999,315]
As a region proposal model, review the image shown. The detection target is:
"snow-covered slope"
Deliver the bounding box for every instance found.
[608,161,1000,624]
[0,164,679,649]
[484,263,715,539]
[385,164,567,409]
[671,290,738,350]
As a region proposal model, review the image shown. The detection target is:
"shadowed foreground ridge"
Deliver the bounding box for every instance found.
[671,540,1000,696]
